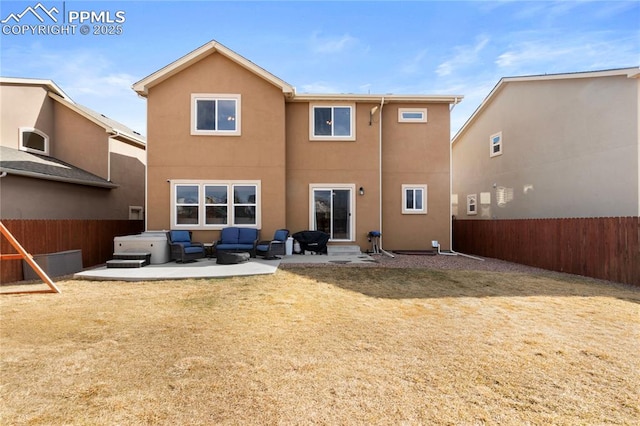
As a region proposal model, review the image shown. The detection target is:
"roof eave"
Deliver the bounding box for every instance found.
[290,93,463,103]
[0,77,72,101]
[0,168,119,189]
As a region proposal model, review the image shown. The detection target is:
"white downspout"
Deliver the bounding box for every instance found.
[378,96,384,242]
[377,97,394,258]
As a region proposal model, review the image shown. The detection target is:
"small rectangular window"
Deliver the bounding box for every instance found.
[398,108,427,123]
[490,131,502,157]
[402,184,428,214]
[129,206,143,220]
[191,94,241,136]
[467,194,477,215]
[310,105,355,140]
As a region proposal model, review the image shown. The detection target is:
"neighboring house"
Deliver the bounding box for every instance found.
[452,68,640,220]
[0,77,146,220]
[133,40,462,251]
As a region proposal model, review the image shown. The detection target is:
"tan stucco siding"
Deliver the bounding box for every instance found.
[52,102,110,179]
[145,52,286,242]
[0,85,54,149]
[285,102,381,249]
[453,75,639,219]
[382,103,452,250]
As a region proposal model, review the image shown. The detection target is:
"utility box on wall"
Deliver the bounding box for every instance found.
[23,249,83,280]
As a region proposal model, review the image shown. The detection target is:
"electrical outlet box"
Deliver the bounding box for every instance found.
[431,240,439,248]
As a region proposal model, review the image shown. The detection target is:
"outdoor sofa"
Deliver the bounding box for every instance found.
[214,227,260,258]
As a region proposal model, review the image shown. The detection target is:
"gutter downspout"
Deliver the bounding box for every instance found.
[449,98,458,252]
[377,97,394,258]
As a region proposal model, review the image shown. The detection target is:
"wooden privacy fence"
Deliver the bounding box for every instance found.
[0,220,144,284]
[453,217,639,286]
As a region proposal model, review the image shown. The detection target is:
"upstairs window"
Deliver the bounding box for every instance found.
[490,131,502,157]
[398,108,427,123]
[191,94,241,136]
[402,184,428,214]
[20,127,49,155]
[310,105,355,140]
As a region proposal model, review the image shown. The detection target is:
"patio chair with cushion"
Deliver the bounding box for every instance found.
[214,227,260,258]
[166,230,205,263]
[256,229,289,259]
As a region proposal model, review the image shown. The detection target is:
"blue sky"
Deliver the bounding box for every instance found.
[1,1,638,137]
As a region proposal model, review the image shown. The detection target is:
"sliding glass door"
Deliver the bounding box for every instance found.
[312,186,353,241]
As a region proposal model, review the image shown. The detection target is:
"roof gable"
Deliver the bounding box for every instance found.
[452,67,640,144]
[49,93,146,147]
[132,40,295,97]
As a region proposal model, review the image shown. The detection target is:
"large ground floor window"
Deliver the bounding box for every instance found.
[170,180,260,229]
[309,184,355,241]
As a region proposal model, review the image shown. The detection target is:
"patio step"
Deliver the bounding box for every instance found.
[107,252,151,268]
[327,245,361,256]
[106,259,146,268]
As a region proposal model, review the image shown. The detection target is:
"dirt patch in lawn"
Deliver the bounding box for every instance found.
[1,268,638,425]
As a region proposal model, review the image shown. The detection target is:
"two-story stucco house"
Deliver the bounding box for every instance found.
[133,40,462,251]
[0,77,147,220]
[452,67,640,220]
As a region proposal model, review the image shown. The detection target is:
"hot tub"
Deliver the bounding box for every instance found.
[113,231,170,264]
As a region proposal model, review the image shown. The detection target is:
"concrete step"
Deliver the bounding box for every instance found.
[106,259,146,269]
[113,252,151,266]
[327,245,361,256]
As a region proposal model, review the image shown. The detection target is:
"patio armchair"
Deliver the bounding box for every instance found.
[256,229,289,259]
[166,230,205,263]
[214,227,260,258]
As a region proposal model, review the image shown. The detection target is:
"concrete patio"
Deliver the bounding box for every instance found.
[74,249,376,281]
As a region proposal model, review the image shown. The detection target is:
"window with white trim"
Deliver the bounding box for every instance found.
[490,131,502,157]
[467,194,477,215]
[171,180,260,229]
[398,108,427,123]
[19,127,49,155]
[310,105,355,140]
[402,184,428,214]
[191,94,241,136]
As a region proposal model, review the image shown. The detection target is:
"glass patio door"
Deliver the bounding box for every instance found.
[313,188,352,241]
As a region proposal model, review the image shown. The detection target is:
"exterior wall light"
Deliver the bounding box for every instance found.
[359,187,365,196]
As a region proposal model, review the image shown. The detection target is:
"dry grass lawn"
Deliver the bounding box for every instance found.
[1,267,639,425]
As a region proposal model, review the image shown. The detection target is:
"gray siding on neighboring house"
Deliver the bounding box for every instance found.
[452,69,639,220]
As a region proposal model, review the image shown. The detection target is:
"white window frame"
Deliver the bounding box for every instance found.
[402,184,428,214]
[19,127,49,155]
[490,131,502,157]
[170,180,260,230]
[467,194,478,216]
[398,108,428,123]
[191,93,241,136]
[309,104,356,141]
[309,183,356,242]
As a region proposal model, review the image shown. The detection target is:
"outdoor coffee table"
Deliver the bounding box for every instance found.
[216,251,250,265]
